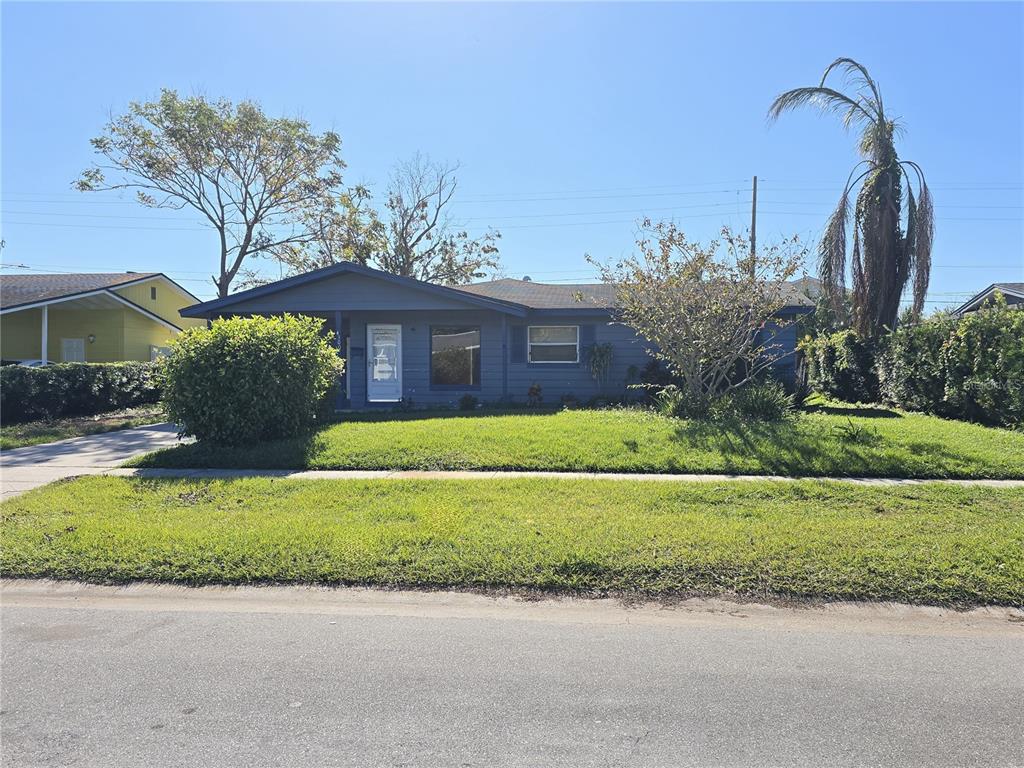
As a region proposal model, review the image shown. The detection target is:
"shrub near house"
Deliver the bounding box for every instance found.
[161,315,342,445]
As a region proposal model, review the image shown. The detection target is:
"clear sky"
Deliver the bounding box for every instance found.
[2,1,1022,306]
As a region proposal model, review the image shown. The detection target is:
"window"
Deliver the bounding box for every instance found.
[431,326,481,387]
[150,286,157,301]
[528,326,579,363]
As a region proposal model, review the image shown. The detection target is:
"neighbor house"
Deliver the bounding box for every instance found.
[179,262,814,409]
[952,283,1024,316]
[0,272,206,363]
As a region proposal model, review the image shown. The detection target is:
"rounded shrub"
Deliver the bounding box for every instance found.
[161,315,343,445]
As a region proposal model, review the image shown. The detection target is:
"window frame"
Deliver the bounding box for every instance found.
[429,324,482,390]
[527,325,580,364]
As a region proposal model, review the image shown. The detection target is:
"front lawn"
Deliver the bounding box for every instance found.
[2,476,1021,605]
[132,403,1024,479]
[0,404,165,450]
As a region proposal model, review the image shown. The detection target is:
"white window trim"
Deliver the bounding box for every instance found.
[527,325,580,364]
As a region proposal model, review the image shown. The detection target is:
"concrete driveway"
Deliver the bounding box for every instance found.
[2,582,1022,768]
[0,424,185,499]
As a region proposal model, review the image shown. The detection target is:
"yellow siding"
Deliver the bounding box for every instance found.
[1,308,44,360]
[46,309,125,362]
[123,311,178,361]
[114,277,206,329]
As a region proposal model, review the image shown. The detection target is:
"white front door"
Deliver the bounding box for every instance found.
[61,338,86,362]
[367,324,402,402]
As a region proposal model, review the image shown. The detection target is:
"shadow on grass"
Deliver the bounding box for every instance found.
[803,403,902,419]
[133,431,329,470]
[667,415,963,478]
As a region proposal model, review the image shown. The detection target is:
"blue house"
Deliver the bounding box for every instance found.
[180,262,813,409]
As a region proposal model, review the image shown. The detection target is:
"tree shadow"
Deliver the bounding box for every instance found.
[802,403,902,419]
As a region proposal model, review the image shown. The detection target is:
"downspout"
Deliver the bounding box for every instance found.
[501,314,508,402]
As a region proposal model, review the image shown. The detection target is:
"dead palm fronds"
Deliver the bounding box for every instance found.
[769,58,933,337]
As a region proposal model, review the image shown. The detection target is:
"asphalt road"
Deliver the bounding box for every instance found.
[2,582,1022,768]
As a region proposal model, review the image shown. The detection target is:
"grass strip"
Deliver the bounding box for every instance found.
[3,476,1021,606]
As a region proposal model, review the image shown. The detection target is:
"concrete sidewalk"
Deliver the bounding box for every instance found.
[104,466,1024,487]
[0,423,186,499]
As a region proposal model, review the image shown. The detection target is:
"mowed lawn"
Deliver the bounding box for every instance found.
[2,476,1021,605]
[133,405,1024,479]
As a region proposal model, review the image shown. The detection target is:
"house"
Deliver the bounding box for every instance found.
[0,272,206,364]
[179,262,814,409]
[952,283,1024,316]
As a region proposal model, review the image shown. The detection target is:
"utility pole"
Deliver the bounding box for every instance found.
[750,175,758,258]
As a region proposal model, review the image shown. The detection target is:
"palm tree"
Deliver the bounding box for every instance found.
[768,58,933,338]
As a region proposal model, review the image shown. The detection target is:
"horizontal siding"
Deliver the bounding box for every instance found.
[505,316,654,403]
[114,278,206,329]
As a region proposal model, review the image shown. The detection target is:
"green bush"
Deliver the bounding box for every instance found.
[161,315,343,446]
[0,362,160,423]
[802,329,879,403]
[722,380,795,422]
[877,314,958,416]
[940,299,1024,428]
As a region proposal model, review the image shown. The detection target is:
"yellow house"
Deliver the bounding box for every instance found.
[0,272,206,363]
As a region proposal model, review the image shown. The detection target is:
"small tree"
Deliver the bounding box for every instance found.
[76,90,346,297]
[592,223,805,415]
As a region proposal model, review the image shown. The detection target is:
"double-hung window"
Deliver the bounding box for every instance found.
[528,326,579,363]
[431,326,481,387]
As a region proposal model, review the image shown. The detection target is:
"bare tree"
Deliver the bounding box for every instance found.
[379,154,500,284]
[76,90,345,297]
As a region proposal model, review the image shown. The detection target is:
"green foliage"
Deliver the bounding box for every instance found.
[5,476,1023,606]
[0,363,160,423]
[77,89,346,297]
[458,394,479,411]
[161,315,342,446]
[874,299,1023,427]
[133,406,1024,479]
[586,342,614,388]
[940,299,1024,427]
[877,313,958,415]
[802,330,879,403]
[721,380,795,422]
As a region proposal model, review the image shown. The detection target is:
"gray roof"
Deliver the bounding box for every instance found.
[0,272,160,310]
[953,282,1024,315]
[455,279,619,309]
[457,277,814,310]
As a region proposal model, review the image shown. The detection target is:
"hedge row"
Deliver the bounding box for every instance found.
[0,362,161,424]
[802,299,1023,428]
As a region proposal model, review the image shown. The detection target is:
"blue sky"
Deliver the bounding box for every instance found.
[2,1,1021,305]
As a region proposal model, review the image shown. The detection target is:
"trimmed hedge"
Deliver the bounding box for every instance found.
[801,330,879,404]
[0,362,161,424]
[805,297,1022,428]
[161,315,342,446]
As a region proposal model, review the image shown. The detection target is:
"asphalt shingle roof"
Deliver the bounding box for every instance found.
[454,279,618,309]
[0,273,158,310]
[457,277,814,309]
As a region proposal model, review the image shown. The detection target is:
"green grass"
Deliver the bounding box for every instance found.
[2,476,1021,605]
[132,404,1024,479]
[0,404,165,450]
